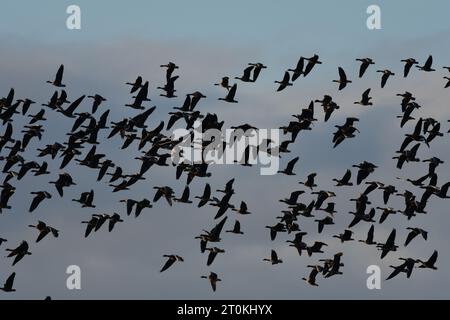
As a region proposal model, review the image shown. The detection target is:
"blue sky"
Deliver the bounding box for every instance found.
[1,1,450,299]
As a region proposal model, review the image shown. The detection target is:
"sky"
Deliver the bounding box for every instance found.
[1,0,450,299]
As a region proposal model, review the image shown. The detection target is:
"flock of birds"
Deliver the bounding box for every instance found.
[0,53,448,295]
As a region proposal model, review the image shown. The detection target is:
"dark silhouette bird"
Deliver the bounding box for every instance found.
[0,272,16,292]
[278,156,299,175]
[302,266,320,286]
[314,216,335,233]
[386,258,417,280]
[377,229,398,259]
[356,58,375,78]
[87,94,106,113]
[303,54,322,76]
[265,223,286,241]
[299,173,317,190]
[195,183,211,208]
[5,241,32,266]
[359,225,377,245]
[72,190,95,208]
[225,220,244,234]
[404,227,428,247]
[214,77,231,90]
[28,221,59,242]
[126,76,143,93]
[401,58,418,77]
[232,201,251,215]
[235,66,254,82]
[263,249,283,265]
[206,247,225,266]
[248,62,267,82]
[49,173,76,197]
[46,64,65,87]
[29,191,52,212]
[377,69,395,88]
[354,88,373,106]
[218,83,238,103]
[160,254,184,272]
[173,186,192,204]
[416,55,435,72]
[417,250,438,270]
[333,67,352,90]
[201,272,221,292]
[333,169,353,186]
[352,161,377,185]
[108,213,123,231]
[275,72,292,92]
[288,57,304,81]
[333,229,354,243]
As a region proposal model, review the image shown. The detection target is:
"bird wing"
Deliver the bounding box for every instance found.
[55,65,64,83]
[160,257,175,272]
[207,251,218,266]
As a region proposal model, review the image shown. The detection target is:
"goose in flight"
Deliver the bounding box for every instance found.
[214,77,231,90]
[235,65,254,82]
[153,186,175,206]
[275,71,292,92]
[72,190,95,208]
[49,173,76,197]
[312,190,336,210]
[404,227,428,247]
[46,64,65,87]
[314,216,334,234]
[160,62,179,82]
[248,62,267,82]
[29,191,52,212]
[225,220,244,234]
[205,247,225,266]
[401,58,418,77]
[386,258,417,280]
[356,58,375,78]
[201,272,221,292]
[210,192,234,219]
[354,88,373,106]
[333,67,352,90]
[377,229,398,259]
[125,76,143,93]
[299,173,317,190]
[108,213,123,232]
[87,94,107,113]
[279,190,305,206]
[288,57,304,81]
[173,186,192,204]
[377,69,395,88]
[263,249,283,265]
[0,272,16,292]
[160,254,184,272]
[416,55,435,72]
[302,266,320,286]
[28,221,59,242]
[232,201,251,215]
[218,83,238,103]
[265,223,286,241]
[333,229,354,243]
[5,241,32,266]
[278,156,299,175]
[333,169,353,186]
[303,54,322,76]
[324,252,344,278]
[417,250,438,270]
[195,183,211,208]
[359,225,377,245]
[306,241,328,256]
[352,161,377,185]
